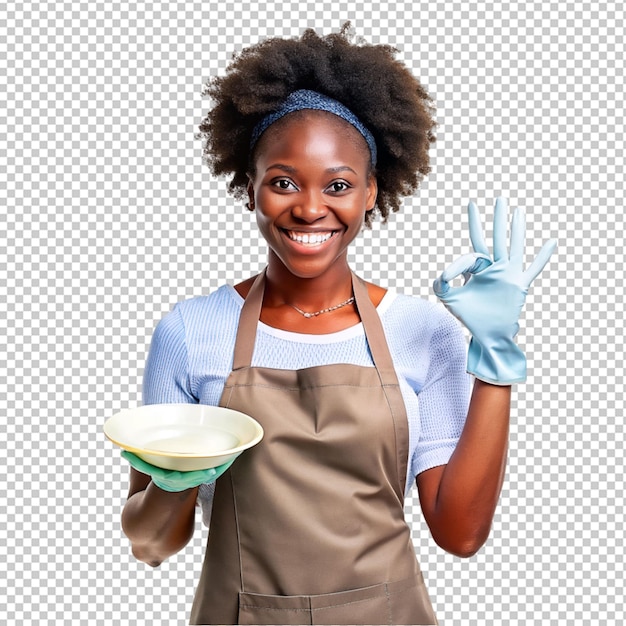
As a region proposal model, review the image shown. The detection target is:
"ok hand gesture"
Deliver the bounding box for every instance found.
[433,197,556,385]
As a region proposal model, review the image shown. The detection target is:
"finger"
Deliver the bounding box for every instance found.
[468,201,490,256]
[433,252,492,297]
[509,206,526,268]
[442,252,492,283]
[522,239,557,286]
[432,275,449,297]
[121,450,155,475]
[492,197,508,261]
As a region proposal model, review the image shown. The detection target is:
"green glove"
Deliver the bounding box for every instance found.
[121,450,236,492]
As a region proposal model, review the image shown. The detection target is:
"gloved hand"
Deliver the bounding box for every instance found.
[433,197,556,385]
[121,450,236,492]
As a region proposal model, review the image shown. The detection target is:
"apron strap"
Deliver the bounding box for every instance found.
[351,274,409,494]
[232,267,398,381]
[350,272,398,385]
[232,269,267,370]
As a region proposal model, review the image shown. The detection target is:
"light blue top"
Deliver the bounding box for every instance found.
[143,284,471,524]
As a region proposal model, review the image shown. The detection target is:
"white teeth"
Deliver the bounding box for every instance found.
[286,231,333,245]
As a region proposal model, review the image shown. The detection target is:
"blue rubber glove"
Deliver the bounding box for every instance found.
[433,197,556,385]
[121,450,236,492]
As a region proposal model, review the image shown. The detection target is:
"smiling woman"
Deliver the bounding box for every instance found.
[247,110,378,324]
[119,23,555,626]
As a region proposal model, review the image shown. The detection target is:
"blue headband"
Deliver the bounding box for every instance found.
[250,89,377,166]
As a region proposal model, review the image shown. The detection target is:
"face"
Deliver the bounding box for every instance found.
[247,111,377,280]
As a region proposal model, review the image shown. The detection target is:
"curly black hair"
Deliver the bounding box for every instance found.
[198,23,437,226]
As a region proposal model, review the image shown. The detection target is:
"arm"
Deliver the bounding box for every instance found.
[122,470,198,567]
[423,198,555,557]
[121,306,198,567]
[417,380,510,557]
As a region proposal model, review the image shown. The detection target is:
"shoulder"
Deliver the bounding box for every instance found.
[154,284,243,340]
[382,293,468,391]
[366,281,387,308]
[382,291,452,333]
[381,291,466,357]
[174,283,241,316]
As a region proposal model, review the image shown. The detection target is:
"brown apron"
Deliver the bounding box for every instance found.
[190,270,438,625]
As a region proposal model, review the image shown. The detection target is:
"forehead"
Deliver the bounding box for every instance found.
[251,110,371,165]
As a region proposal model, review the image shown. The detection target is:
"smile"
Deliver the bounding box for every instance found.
[284,230,336,246]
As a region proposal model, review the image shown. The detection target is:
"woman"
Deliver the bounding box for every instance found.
[120,25,555,625]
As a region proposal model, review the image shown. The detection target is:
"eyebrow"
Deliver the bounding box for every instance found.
[266,163,358,175]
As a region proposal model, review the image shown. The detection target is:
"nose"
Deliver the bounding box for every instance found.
[291,190,329,223]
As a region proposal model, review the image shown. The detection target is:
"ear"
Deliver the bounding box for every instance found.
[246,178,255,211]
[366,173,378,212]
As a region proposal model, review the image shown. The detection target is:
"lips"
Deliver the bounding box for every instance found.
[283,229,336,246]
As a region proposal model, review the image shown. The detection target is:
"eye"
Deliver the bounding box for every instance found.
[271,178,298,191]
[326,180,351,194]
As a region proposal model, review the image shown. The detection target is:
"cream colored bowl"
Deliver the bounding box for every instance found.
[104,404,264,471]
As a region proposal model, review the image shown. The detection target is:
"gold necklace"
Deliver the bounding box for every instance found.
[290,296,355,318]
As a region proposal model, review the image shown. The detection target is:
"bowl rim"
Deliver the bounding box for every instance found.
[103,403,264,459]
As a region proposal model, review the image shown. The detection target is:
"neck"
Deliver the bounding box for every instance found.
[264,254,354,311]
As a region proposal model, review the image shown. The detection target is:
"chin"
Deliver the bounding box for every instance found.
[276,255,346,280]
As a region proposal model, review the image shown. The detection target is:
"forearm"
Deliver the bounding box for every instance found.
[419,379,511,557]
[426,199,554,556]
[121,481,198,567]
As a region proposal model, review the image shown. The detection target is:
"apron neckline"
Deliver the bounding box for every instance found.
[232,268,398,377]
[225,282,397,342]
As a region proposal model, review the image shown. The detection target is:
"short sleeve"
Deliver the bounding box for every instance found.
[411,312,471,477]
[142,304,197,405]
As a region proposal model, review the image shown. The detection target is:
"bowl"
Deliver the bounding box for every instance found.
[104,403,264,471]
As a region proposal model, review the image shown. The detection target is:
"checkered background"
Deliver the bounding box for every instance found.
[1,1,623,624]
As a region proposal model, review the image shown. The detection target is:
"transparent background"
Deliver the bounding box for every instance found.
[1,1,624,624]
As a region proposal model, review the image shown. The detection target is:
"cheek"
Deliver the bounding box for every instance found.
[351,212,367,233]
[254,206,270,232]
[254,201,281,241]
[255,185,296,218]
